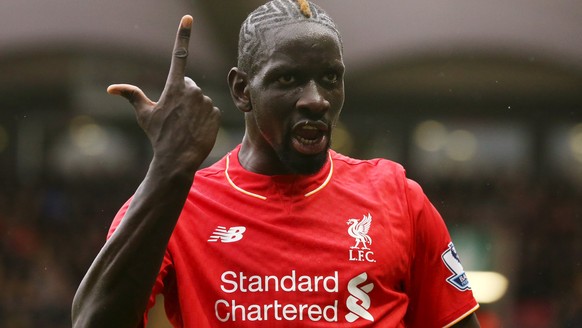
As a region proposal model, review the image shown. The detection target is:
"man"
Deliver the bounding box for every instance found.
[72,0,480,327]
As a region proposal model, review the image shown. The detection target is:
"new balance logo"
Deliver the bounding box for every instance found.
[208,226,246,243]
[345,272,374,323]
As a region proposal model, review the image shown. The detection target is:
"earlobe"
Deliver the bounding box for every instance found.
[228,67,252,112]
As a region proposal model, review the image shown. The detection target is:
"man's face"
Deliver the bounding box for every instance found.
[246,22,345,175]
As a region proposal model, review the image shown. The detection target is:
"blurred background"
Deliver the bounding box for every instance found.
[1,0,581,327]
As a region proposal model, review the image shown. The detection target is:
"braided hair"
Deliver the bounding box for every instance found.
[237,0,342,76]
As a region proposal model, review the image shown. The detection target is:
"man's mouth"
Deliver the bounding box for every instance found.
[291,121,329,155]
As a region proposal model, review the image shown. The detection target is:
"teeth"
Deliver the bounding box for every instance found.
[302,125,317,130]
[296,136,318,145]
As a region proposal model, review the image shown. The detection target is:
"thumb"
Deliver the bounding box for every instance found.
[107,84,154,109]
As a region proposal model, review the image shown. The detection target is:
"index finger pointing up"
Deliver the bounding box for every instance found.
[167,15,193,84]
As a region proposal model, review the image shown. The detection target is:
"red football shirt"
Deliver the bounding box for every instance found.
[109,145,478,327]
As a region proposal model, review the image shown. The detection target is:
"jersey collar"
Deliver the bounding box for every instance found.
[224,145,334,200]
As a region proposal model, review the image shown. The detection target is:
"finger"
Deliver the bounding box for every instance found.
[167,15,193,85]
[107,84,154,108]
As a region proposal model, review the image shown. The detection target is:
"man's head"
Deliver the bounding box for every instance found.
[237,0,342,77]
[229,0,345,175]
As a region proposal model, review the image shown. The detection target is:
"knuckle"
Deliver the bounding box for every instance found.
[174,47,188,58]
[184,77,197,87]
[213,107,222,118]
[202,95,213,106]
[185,84,204,98]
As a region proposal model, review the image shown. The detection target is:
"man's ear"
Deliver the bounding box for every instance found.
[228,67,252,112]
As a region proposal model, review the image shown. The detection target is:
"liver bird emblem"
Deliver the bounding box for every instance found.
[347,213,373,249]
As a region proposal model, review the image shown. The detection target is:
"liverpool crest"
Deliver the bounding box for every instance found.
[347,213,375,263]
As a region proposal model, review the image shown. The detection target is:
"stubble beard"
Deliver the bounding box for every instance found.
[278,131,330,175]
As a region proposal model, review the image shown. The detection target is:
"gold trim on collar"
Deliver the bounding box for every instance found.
[224,152,333,200]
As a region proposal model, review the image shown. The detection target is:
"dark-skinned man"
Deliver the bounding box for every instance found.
[72,1,481,327]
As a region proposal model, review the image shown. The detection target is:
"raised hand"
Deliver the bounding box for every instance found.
[107,15,221,173]
[72,16,223,328]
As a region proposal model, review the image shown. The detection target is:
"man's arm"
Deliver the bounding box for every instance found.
[452,313,481,327]
[71,15,221,328]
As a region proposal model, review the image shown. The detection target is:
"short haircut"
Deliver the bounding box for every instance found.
[237,0,342,76]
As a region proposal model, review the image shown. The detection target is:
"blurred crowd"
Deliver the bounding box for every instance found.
[423,174,582,327]
[1,166,581,327]
[0,170,143,328]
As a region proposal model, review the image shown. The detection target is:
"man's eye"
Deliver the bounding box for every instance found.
[278,74,295,84]
[323,73,338,84]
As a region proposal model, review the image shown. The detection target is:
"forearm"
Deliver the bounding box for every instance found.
[72,158,194,328]
[453,313,481,328]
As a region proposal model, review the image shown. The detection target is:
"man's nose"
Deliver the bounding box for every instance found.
[296,80,330,115]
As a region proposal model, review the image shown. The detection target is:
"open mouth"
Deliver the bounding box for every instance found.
[291,121,329,155]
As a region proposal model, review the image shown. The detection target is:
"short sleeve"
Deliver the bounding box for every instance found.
[107,199,175,327]
[403,179,479,328]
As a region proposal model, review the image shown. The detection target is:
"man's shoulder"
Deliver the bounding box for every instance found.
[331,150,406,175]
[330,150,410,194]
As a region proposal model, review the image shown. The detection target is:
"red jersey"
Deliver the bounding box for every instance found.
[109,145,478,327]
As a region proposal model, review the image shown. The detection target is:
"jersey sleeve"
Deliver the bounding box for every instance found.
[107,199,175,328]
[403,179,479,328]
